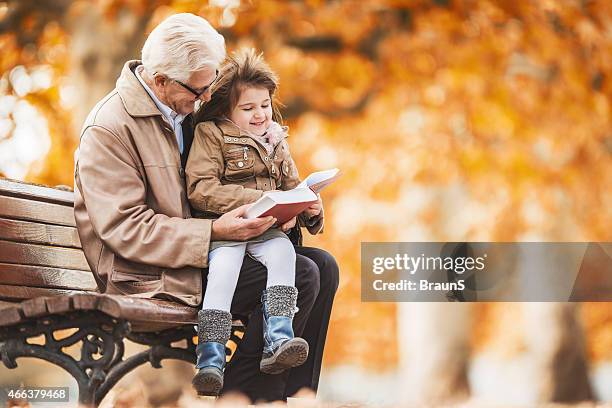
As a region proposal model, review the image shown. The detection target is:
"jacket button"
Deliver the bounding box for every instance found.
[179,167,185,178]
[238,161,244,168]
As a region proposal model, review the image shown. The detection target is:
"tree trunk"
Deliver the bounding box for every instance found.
[523,302,594,402]
[65,3,151,137]
[398,302,472,404]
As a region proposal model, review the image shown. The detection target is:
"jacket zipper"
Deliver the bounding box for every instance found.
[227,146,250,159]
[270,141,287,176]
[228,133,286,175]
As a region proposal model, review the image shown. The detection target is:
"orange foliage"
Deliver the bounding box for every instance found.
[1,0,611,369]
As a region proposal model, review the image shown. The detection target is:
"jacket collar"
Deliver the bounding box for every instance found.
[216,119,289,140]
[116,60,163,118]
[217,119,241,137]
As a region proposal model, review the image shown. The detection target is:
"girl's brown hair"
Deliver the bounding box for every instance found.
[194,48,283,125]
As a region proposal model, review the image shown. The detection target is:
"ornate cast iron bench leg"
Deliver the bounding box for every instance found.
[0,312,130,406]
[0,312,245,407]
[0,312,194,407]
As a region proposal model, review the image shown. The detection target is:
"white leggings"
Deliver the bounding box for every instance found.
[201,237,296,312]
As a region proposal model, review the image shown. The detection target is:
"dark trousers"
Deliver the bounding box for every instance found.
[203,246,339,403]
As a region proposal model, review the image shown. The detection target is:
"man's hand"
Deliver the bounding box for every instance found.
[304,195,323,218]
[280,216,297,232]
[211,204,276,241]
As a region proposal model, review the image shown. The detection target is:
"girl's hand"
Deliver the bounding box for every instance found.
[280,216,297,232]
[304,195,323,218]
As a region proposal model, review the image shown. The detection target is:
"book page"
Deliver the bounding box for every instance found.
[297,168,340,193]
[263,188,316,204]
[244,195,275,219]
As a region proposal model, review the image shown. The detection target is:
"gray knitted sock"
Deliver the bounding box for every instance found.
[198,309,232,344]
[264,285,298,318]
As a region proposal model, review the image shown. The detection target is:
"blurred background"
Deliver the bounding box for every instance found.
[0,0,611,406]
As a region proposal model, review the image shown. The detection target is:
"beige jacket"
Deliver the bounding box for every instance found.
[74,60,211,307]
[186,120,324,234]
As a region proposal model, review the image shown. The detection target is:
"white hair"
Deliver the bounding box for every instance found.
[141,13,226,82]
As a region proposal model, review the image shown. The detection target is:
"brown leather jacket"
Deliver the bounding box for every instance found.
[74,60,211,307]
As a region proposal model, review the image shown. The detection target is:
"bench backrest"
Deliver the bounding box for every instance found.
[0,178,97,304]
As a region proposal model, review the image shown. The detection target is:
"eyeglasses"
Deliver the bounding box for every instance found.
[158,70,219,99]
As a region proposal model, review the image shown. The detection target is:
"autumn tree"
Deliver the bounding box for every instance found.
[1,0,610,404]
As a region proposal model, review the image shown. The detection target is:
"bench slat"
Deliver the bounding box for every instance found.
[0,300,18,309]
[21,297,49,318]
[0,195,75,227]
[0,263,95,291]
[0,240,90,271]
[0,293,198,330]
[45,296,73,314]
[72,293,101,311]
[0,178,74,206]
[99,295,198,325]
[0,295,98,326]
[0,306,23,326]
[0,284,87,302]
[0,218,81,248]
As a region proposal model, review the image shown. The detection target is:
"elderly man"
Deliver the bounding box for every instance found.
[74,13,338,402]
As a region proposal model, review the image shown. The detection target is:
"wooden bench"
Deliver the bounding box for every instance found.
[0,178,244,407]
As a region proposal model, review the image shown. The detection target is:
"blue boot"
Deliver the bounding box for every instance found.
[260,285,309,375]
[192,309,231,396]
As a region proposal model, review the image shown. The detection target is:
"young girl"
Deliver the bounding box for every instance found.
[186,48,324,396]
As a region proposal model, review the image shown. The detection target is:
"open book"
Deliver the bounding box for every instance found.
[244,168,340,224]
